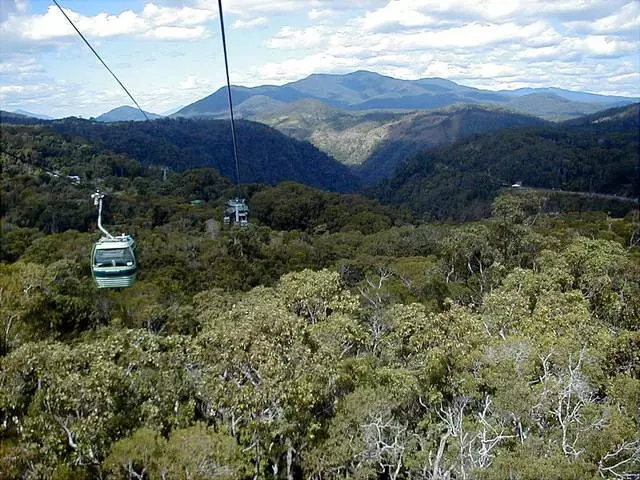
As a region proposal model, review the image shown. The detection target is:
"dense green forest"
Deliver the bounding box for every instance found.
[356,106,546,184]
[1,118,639,479]
[374,104,639,220]
[0,114,360,193]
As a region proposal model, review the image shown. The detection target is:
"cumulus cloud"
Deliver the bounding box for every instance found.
[364,0,630,24]
[232,17,268,29]
[142,3,214,27]
[357,2,451,31]
[2,0,639,115]
[308,9,334,20]
[143,25,208,40]
[179,74,215,90]
[254,0,639,97]
[0,2,215,45]
[564,2,640,34]
[266,26,331,49]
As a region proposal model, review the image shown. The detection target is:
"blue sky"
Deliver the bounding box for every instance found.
[1,0,638,118]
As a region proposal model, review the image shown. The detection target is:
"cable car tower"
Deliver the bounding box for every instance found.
[90,191,137,289]
[223,198,248,226]
[217,0,249,227]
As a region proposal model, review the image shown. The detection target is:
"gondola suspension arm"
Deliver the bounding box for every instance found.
[91,191,113,239]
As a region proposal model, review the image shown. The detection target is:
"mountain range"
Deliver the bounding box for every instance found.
[171,71,636,121]
[3,70,638,208]
[163,70,637,180]
[10,109,55,120]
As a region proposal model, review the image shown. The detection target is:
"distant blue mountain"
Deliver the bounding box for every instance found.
[173,70,638,121]
[96,105,163,122]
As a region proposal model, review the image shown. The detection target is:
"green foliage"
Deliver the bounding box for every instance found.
[50,117,360,193]
[1,118,639,479]
[105,424,249,479]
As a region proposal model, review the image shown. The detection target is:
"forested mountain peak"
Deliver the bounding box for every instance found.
[167,72,638,177]
[0,109,46,124]
[355,104,548,183]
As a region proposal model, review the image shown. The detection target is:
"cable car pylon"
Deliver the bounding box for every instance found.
[90,191,138,289]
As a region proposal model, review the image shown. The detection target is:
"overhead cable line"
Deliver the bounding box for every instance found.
[216,0,242,189]
[52,0,149,121]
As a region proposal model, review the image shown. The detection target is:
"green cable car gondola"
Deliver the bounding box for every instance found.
[91,234,137,288]
[90,191,138,289]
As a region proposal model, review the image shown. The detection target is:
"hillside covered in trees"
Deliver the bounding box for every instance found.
[374,104,639,221]
[1,111,639,479]
[6,116,360,193]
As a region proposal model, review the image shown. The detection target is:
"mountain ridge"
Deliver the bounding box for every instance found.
[173,70,637,121]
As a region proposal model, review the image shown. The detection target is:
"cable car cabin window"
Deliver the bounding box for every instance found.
[94,248,134,267]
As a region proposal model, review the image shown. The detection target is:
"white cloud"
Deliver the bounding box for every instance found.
[0,3,214,44]
[609,72,640,84]
[565,2,640,34]
[142,3,215,27]
[365,0,628,23]
[192,0,299,14]
[257,53,360,83]
[574,35,638,57]
[232,17,267,29]
[179,74,214,90]
[308,9,334,20]
[143,25,207,40]
[0,55,43,75]
[0,84,27,93]
[381,21,561,50]
[267,20,562,54]
[266,26,330,49]
[1,6,147,41]
[357,2,450,31]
